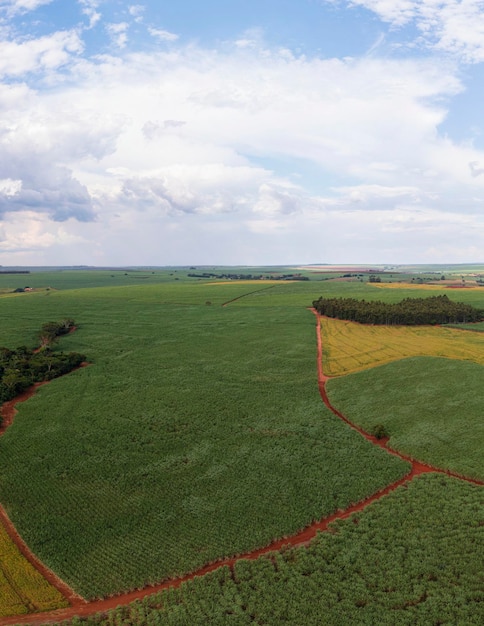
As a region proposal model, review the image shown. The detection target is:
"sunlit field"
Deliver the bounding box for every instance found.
[320,316,484,376]
[327,357,484,480]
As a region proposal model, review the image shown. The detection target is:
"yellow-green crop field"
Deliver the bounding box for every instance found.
[321,316,484,376]
[0,522,68,617]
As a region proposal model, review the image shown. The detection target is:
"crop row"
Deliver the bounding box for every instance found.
[326,356,484,481]
[0,296,409,600]
[56,475,484,626]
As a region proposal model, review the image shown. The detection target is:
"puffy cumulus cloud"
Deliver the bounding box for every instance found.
[252,183,309,216]
[96,163,272,216]
[469,161,484,177]
[142,120,186,140]
[343,0,484,63]
[0,211,95,268]
[2,29,484,263]
[0,167,95,222]
[0,81,125,222]
[0,30,83,77]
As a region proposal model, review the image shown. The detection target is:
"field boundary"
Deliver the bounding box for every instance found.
[221,284,276,306]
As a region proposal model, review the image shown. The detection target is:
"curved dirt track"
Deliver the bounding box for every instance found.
[0,313,482,625]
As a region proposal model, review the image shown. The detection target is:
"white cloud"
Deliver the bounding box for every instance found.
[148,27,179,42]
[128,4,145,22]
[106,22,129,49]
[0,0,53,16]
[1,26,484,263]
[0,178,22,196]
[345,0,484,63]
[0,30,83,77]
[78,0,101,29]
[0,212,90,257]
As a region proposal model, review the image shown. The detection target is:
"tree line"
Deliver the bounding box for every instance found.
[312,295,484,325]
[188,272,309,281]
[0,319,86,409]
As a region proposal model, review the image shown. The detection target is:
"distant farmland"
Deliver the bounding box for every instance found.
[0,267,482,625]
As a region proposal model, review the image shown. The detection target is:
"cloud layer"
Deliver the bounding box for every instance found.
[0,0,484,264]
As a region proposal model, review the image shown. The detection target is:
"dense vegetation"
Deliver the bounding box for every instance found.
[0,286,408,599]
[326,356,484,481]
[313,294,484,325]
[57,475,484,626]
[0,319,85,409]
[0,272,483,623]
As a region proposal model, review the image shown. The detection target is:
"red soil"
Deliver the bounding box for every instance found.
[0,317,482,625]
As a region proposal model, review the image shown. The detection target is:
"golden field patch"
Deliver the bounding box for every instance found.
[320,317,484,376]
[0,523,68,617]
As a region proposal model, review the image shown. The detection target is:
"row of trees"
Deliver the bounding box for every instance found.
[312,295,484,325]
[188,272,309,281]
[0,319,85,407]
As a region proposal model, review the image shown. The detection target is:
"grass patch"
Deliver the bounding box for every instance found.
[326,357,484,480]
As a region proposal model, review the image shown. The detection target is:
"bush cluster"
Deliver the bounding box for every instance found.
[0,319,85,407]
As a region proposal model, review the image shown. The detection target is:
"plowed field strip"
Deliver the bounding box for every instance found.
[0,313,482,625]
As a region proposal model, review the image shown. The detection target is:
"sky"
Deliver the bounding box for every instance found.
[1,1,484,266]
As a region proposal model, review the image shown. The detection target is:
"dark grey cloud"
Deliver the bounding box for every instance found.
[0,165,95,221]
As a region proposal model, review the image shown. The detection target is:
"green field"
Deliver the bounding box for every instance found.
[56,475,484,626]
[0,269,482,623]
[326,356,484,480]
[0,281,408,600]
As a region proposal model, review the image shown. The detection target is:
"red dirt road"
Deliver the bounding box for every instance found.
[0,315,482,625]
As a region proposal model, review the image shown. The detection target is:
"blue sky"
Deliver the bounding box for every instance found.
[1,0,484,265]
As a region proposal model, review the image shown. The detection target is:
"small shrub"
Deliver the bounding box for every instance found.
[371,423,389,440]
